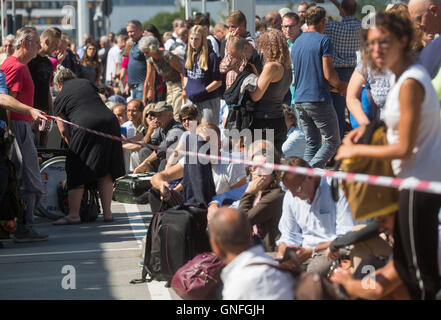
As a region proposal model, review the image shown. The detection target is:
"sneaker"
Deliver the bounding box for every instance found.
[13,229,49,243]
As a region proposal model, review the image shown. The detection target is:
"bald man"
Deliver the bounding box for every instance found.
[208,207,295,300]
[265,11,282,30]
[410,0,441,90]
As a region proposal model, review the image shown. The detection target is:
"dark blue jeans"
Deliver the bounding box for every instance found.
[330,67,354,140]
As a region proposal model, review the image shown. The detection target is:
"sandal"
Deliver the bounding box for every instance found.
[53,216,82,225]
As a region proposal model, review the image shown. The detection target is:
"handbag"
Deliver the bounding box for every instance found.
[170,252,225,300]
[349,83,379,129]
[337,121,399,221]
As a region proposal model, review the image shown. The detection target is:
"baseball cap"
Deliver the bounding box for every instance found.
[149,101,173,114]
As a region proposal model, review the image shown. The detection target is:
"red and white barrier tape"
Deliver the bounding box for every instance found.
[47,115,441,195]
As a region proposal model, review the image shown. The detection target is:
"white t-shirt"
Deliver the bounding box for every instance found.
[178,150,246,194]
[106,45,122,82]
[383,64,441,181]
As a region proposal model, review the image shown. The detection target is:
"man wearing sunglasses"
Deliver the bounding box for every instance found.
[276,157,356,276]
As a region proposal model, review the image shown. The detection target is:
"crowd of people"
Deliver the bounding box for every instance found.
[0,0,441,300]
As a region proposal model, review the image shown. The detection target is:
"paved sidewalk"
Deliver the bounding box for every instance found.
[0,202,181,300]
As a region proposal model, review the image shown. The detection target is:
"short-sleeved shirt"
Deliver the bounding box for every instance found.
[183,51,222,103]
[324,16,362,68]
[28,54,54,113]
[150,119,185,159]
[0,56,34,122]
[106,45,123,82]
[355,61,392,111]
[418,35,441,79]
[148,50,181,85]
[127,41,147,85]
[291,31,334,103]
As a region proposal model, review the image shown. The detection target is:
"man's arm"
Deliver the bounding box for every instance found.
[0,93,46,121]
[329,0,342,12]
[323,56,347,95]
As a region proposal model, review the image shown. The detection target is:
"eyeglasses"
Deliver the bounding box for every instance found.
[366,39,391,50]
[181,117,196,122]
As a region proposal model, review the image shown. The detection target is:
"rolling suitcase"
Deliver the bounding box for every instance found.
[131,207,210,286]
[113,173,154,204]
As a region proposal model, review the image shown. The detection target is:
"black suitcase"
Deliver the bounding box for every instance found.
[131,207,210,286]
[113,173,154,204]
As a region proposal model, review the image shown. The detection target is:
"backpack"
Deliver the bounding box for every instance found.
[57,180,101,223]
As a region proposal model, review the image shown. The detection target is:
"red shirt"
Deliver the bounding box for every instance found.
[0,56,35,122]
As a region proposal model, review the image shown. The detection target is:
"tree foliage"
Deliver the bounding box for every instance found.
[142,7,186,35]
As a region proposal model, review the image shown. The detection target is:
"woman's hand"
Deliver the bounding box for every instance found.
[335,144,358,161]
[342,125,366,145]
[245,176,269,194]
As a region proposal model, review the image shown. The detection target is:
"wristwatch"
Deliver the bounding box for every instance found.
[311,247,317,258]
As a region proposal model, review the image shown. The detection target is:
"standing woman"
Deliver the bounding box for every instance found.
[138,35,185,121]
[248,29,292,153]
[336,12,441,300]
[183,25,222,125]
[120,39,133,95]
[52,66,125,225]
[79,40,101,86]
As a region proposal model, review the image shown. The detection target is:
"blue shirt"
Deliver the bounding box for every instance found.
[210,183,248,206]
[324,16,361,68]
[127,41,147,85]
[291,31,334,104]
[183,51,222,103]
[0,70,8,94]
[277,177,356,248]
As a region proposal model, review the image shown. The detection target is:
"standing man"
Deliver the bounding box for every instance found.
[281,12,302,106]
[297,1,309,30]
[98,36,111,84]
[325,0,362,139]
[126,20,147,101]
[1,27,49,242]
[291,6,346,169]
[164,18,186,51]
[106,34,127,86]
[409,0,441,100]
[28,27,61,147]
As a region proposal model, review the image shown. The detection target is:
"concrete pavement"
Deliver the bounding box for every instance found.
[0,202,181,300]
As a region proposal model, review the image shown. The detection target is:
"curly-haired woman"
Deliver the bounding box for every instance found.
[248,29,292,153]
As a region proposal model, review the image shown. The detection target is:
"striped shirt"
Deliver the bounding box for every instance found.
[324,16,361,68]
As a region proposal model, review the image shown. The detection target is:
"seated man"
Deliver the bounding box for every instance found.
[133,101,185,174]
[208,207,295,300]
[149,123,247,213]
[276,157,356,276]
[121,99,146,172]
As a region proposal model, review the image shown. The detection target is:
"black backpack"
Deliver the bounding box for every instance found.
[57,180,101,223]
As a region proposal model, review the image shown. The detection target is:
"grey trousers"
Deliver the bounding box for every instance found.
[303,250,333,276]
[10,120,43,231]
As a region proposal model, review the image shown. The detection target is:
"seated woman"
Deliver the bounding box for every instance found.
[238,140,285,252]
[52,66,125,225]
[281,104,306,159]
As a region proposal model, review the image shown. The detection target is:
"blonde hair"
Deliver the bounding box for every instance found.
[142,103,156,129]
[185,25,209,71]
